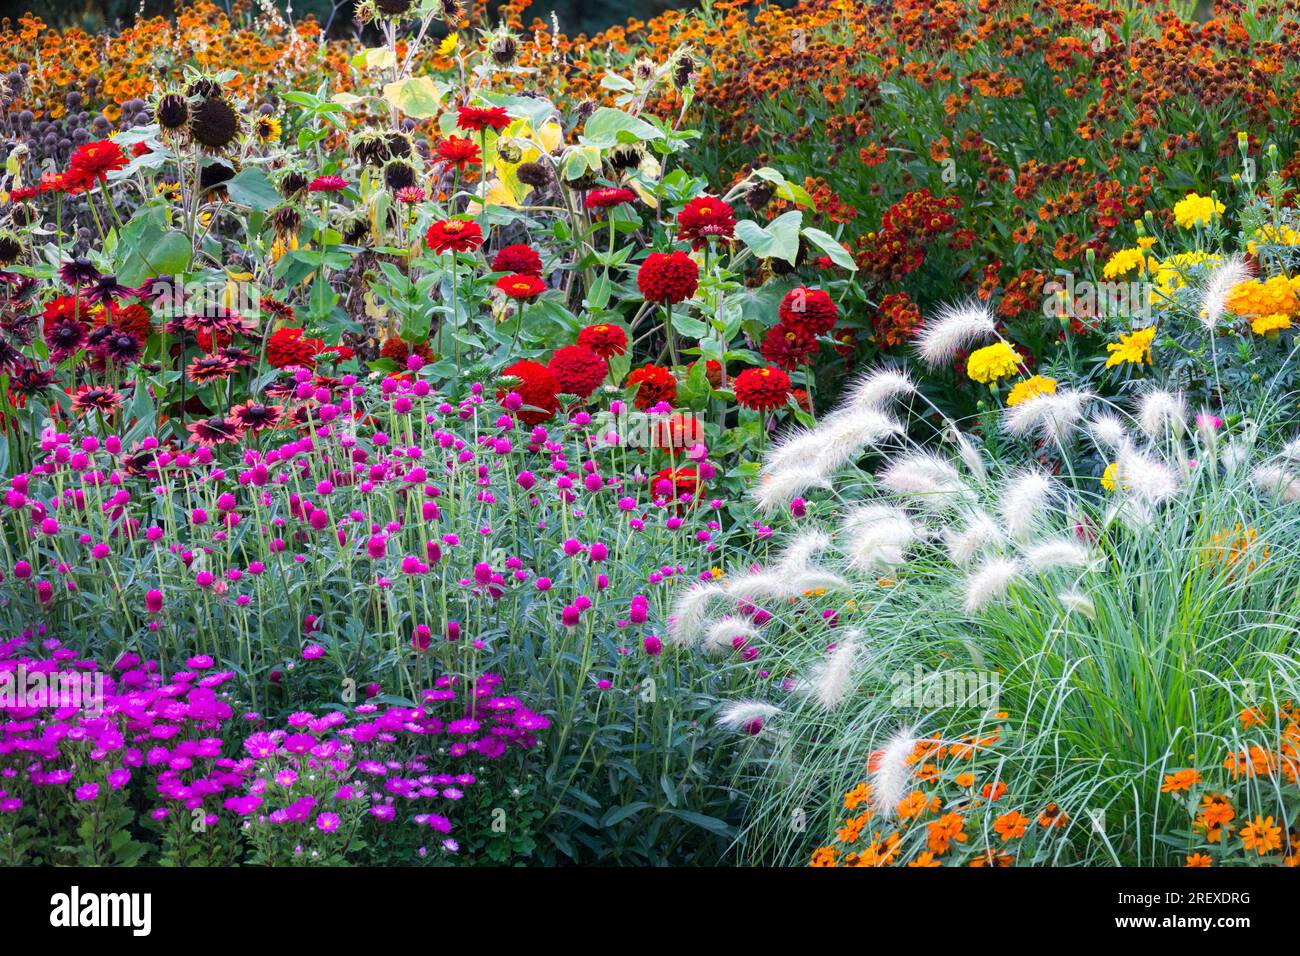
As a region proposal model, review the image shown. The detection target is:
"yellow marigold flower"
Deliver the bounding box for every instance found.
[1102,247,1150,279]
[1104,325,1156,368]
[1173,192,1225,229]
[1152,250,1220,299]
[1250,312,1291,335]
[965,341,1019,384]
[1225,275,1299,320]
[1006,375,1057,407]
[1247,223,1300,256]
[1137,236,1157,250]
[1101,462,1121,492]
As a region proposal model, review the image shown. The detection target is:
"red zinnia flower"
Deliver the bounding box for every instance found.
[266,327,324,369]
[499,359,560,425]
[434,135,481,170]
[688,358,723,388]
[676,194,737,248]
[68,140,128,184]
[379,337,435,365]
[576,323,628,358]
[425,218,484,254]
[548,344,608,399]
[626,363,677,410]
[760,323,820,370]
[457,105,512,133]
[495,273,546,300]
[308,175,347,192]
[733,366,791,411]
[40,169,88,195]
[778,287,839,336]
[584,187,636,210]
[637,251,698,305]
[492,244,542,276]
[653,464,703,504]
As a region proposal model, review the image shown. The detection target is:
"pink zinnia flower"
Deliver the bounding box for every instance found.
[309,175,347,192]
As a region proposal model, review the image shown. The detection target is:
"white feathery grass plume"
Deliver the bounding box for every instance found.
[840,504,917,571]
[789,568,851,594]
[763,427,824,475]
[802,630,862,711]
[1003,389,1093,443]
[1250,464,1300,503]
[716,700,780,734]
[1282,435,1300,462]
[1057,589,1097,620]
[1137,389,1188,440]
[1116,446,1180,504]
[1026,538,1092,572]
[725,569,788,602]
[666,582,723,646]
[915,300,996,368]
[1198,254,1252,331]
[702,615,763,655]
[999,469,1055,541]
[944,510,1004,565]
[878,452,969,511]
[812,408,905,475]
[775,530,832,575]
[1087,413,1131,451]
[870,727,918,818]
[843,367,917,414]
[1222,438,1253,477]
[963,557,1021,613]
[1106,496,1155,532]
[947,427,988,482]
[752,466,830,514]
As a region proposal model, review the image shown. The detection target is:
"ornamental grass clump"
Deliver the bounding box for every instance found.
[692,336,1300,865]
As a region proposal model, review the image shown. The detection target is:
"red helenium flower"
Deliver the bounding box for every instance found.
[637,251,699,305]
[548,345,608,399]
[733,366,792,411]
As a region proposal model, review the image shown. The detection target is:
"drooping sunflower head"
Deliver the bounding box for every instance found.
[0,229,25,264]
[486,28,520,68]
[279,170,309,199]
[153,90,190,136]
[382,159,418,192]
[189,94,241,151]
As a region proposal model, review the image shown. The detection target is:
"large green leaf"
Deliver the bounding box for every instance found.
[114,208,191,287]
[578,107,662,149]
[735,210,802,264]
[223,168,281,211]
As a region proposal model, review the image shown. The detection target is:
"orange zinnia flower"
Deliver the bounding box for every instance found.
[993,810,1030,842]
